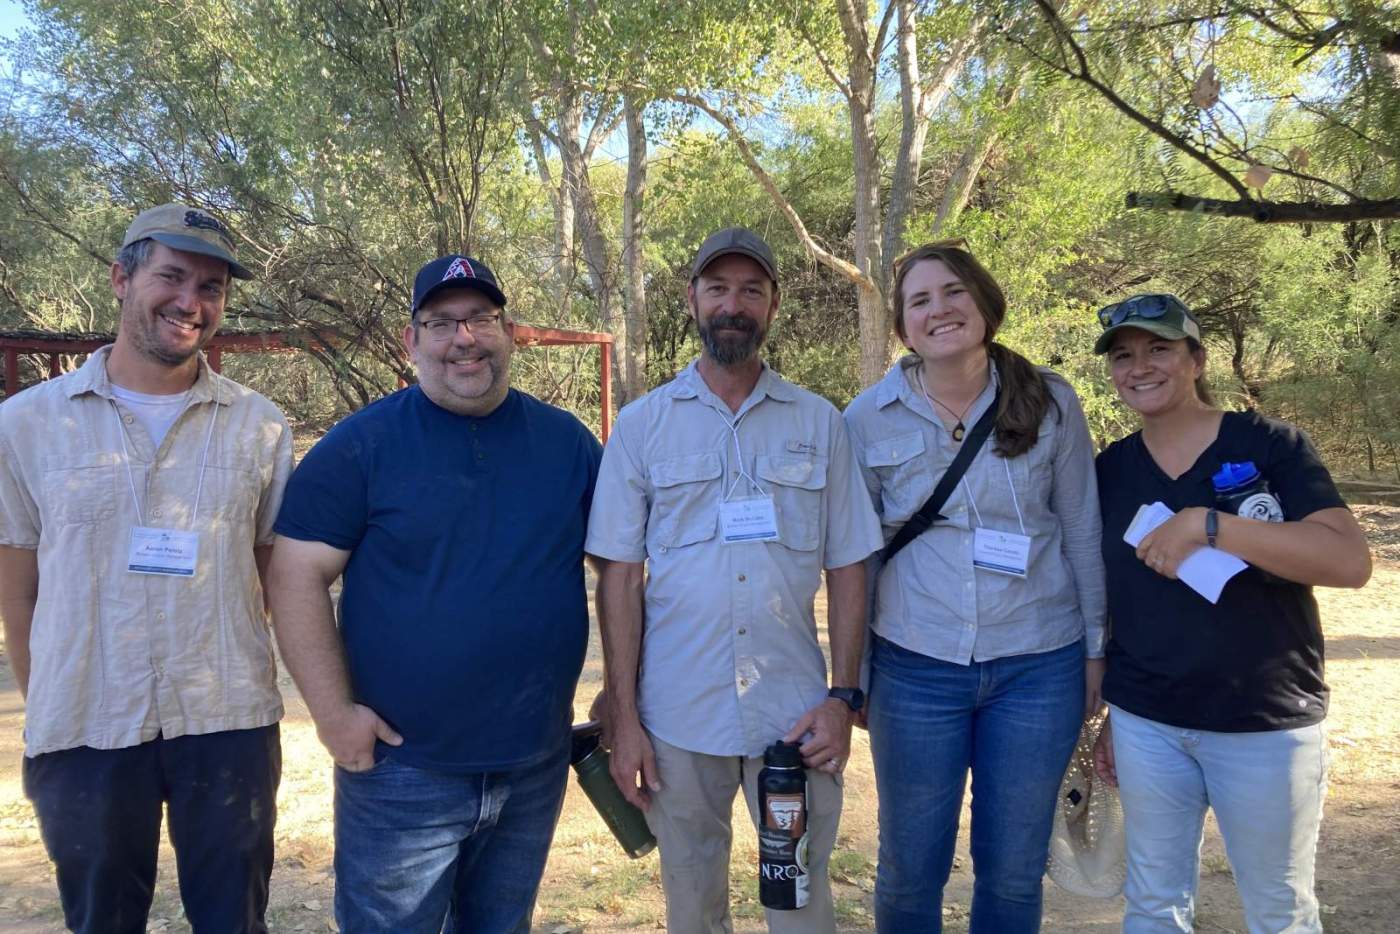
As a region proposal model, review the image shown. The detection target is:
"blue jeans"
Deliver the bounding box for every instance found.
[22,725,280,934]
[868,636,1084,933]
[1108,705,1328,934]
[333,748,569,934]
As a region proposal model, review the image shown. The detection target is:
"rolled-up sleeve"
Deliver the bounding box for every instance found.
[1049,380,1107,657]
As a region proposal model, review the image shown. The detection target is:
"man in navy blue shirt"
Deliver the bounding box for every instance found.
[266,254,602,933]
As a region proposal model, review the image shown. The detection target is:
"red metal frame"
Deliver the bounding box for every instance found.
[1,326,615,441]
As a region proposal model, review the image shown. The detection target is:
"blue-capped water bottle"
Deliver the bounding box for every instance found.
[1211,462,1284,523]
[1211,461,1284,583]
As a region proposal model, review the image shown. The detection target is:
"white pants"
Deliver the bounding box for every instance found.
[1109,705,1328,934]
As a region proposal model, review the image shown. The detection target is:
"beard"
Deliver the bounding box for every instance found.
[129,305,207,367]
[698,313,766,366]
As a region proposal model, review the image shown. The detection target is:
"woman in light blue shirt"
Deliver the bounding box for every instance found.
[843,242,1106,933]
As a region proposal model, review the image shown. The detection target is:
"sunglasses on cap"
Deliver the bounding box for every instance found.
[1096,293,1195,328]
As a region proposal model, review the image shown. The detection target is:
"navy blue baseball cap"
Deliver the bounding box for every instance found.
[411,254,508,313]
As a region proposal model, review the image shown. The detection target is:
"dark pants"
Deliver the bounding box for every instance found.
[22,724,281,934]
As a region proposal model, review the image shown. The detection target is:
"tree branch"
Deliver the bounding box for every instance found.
[1026,0,1253,199]
[1126,192,1400,223]
[674,93,871,288]
[796,20,853,102]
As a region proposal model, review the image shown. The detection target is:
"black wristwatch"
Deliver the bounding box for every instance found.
[1205,507,1219,548]
[827,687,865,712]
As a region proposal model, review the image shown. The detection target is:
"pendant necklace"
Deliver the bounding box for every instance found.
[917,365,976,442]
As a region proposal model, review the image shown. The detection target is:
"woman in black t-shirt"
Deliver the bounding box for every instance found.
[1089,294,1370,933]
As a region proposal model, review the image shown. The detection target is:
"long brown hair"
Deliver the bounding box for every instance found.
[893,242,1056,458]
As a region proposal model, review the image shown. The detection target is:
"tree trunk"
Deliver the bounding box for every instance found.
[932,129,999,235]
[557,98,625,404]
[620,94,649,404]
[527,118,576,322]
[836,0,889,387]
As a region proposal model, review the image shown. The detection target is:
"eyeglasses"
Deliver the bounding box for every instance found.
[1096,294,1193,328]
[417,313,502,341]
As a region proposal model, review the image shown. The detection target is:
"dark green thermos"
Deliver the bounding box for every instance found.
[570,722,656,859]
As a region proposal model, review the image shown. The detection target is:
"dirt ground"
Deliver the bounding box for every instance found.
[1,506,1397,933]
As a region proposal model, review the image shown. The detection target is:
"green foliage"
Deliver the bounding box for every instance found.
[0,0,1395,478]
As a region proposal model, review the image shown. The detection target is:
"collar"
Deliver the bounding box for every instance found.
[65,345,229,406]
[874,353,1001,414]
[663,357,798,407]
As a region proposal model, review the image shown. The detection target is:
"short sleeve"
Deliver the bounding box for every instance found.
[584,407,651,563]
[0,426,39,548]
[821,407,884,569]
[273,420,370,551]
[842,397,886,522]
[255,413,295,547]
[578,420,604,524]
[1260,417,1346,521]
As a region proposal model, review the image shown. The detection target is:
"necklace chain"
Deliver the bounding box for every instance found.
[917,364,977,441]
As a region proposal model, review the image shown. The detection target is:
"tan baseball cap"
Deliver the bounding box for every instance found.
[122,203,253,279]
[691,227,778,285]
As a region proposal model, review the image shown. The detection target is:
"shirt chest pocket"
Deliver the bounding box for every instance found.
[40,454,121,526]
[756,454,827,552]
[864,431,935,521]
[650,452,721,549]
[204,457,262,524]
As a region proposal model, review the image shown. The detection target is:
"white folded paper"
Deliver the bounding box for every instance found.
[1123,502,1247,604]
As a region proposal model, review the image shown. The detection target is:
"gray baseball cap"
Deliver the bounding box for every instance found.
[122,203,253,279]
[691,227,778,284]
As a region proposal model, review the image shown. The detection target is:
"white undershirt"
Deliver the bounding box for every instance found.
[110,384,189,449]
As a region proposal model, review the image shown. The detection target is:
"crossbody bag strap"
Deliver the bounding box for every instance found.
[881,388,1001,563]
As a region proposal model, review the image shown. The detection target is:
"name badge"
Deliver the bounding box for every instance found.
[720,496,780,544]
[128,526,200,576]
[972,528,1031,577]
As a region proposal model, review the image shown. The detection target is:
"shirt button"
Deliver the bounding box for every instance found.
[156,611,166,621]
[738,574,746,582]
[738,627,747,635]
[152,508,163,519]
[659,545,668,554]
[123,414,134,424]
[739,678,749,687]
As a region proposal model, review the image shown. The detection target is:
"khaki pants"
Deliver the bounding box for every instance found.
[645,732,842,934]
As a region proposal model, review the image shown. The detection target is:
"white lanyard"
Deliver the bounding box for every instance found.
[718,408,768,501]
[961,458,1028,535]
[110,376,221,528]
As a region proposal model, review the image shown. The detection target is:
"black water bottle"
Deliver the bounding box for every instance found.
[758,740,810,910]
[570,722,656,859]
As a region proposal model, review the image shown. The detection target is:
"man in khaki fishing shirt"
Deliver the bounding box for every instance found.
[587,227,883,933]
[0,204,293,933]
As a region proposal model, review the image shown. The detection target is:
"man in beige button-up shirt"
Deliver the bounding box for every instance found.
[587,228,883,934]
[0,204,293,933]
